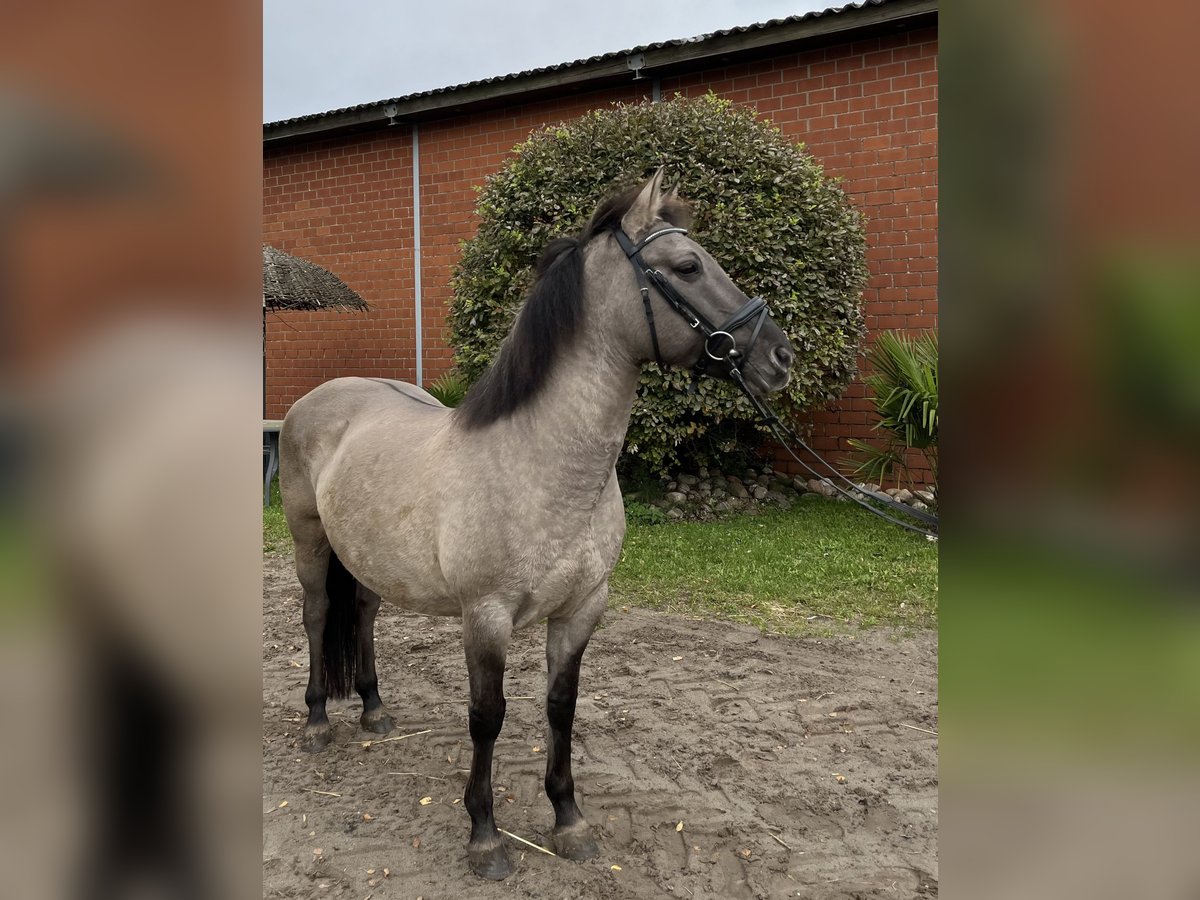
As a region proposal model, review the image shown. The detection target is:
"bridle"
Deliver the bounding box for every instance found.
[614,224,939,538]
[614,226,772,387]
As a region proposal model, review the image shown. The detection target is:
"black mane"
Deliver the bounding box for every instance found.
[455,183,691,429]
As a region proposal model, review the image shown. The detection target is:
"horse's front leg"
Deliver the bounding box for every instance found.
[462,602,514,879]
[544,585,606,859]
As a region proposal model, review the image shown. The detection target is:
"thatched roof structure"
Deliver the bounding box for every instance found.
[262,245,369,312]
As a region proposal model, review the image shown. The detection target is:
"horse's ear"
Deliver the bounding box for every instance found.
[621,167,667,237]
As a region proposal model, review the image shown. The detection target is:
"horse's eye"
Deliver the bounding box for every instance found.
[675,261,699,276]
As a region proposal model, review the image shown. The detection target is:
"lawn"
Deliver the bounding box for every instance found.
[264,484,937,635]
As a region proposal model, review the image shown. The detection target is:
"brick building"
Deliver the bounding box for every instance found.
[263,0,938,481]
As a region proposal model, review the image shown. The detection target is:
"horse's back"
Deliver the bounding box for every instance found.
[279,376,447,511]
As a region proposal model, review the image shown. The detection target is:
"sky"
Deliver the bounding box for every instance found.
[264,0,838,123]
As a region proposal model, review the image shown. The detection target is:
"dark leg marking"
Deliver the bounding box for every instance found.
[301,588,332,751]
[463,630,513,879]
[545,622,599,860]
[354,585,393,734]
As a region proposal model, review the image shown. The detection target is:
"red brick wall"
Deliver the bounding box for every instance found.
[264,24,938,485]
[264,131,416,401]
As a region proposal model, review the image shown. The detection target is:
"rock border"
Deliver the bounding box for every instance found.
[644,464,936,522]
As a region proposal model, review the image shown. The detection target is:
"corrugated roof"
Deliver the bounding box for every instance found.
[264,0,923,134]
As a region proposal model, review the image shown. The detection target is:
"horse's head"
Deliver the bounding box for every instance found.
[593,169,794,396]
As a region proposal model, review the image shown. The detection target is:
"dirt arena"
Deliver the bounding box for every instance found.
[263,552,938,899]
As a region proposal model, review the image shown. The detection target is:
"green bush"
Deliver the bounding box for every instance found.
[451,93,867,473]
[846,330,939,488]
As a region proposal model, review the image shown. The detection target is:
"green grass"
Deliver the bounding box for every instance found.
[264,481,937,634]
[610,501,937,634]
[263,479,291,552]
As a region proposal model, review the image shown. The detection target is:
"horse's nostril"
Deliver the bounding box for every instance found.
[771,345,795,370]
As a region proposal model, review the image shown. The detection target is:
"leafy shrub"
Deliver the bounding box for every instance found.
[451,93,868,473]
[425,370,470,408]
[846,330,938,487]
[623,498,667,526]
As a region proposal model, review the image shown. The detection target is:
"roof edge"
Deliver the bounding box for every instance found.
[264,0,936,147]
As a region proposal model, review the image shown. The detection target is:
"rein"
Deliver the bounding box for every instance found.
[617,226,939,539]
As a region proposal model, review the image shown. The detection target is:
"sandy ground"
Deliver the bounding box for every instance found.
[263,552,938,899]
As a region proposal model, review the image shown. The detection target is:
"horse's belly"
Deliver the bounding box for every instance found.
[380,590,461,618]
[332,534,459,617]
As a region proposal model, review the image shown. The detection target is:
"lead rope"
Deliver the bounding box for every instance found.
[727,367,938,538]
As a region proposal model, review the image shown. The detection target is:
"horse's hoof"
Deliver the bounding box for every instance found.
[360,709,394,734]
[467,843,514,880]
[302,726,332,752]
[552,824,599,860]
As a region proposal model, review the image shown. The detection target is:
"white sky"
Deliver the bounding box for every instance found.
[264,0,837,123]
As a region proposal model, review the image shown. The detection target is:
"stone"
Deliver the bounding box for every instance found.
[665,491,687,505]
[915,489,936,505]
[911,500,929,512]
[712,488,727,500]
[667,507,684,519]
[807,478,837,498]
[677,473,699,486]
[792,477,809,493]
[698,466,709,478]
[885,487,901,497]
[864,483,881,494]
[666,481,677,492]
[729,482,750,499]
[800,492,823,502]
[745,468,758,480]
[767,490,786,504]
[727,475,743,486]
[894,488,914,503]
[752,485,768,501]
[756,474,771,487]
[762,464,774,475]
[697,483,712,495]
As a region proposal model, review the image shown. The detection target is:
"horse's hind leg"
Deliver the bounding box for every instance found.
[462,600,514,879]
[354,585,394,734]
[295,534,334,751]
[544,587,606,860]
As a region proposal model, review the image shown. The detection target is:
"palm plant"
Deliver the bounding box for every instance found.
[425,370,470,408]
[846,330,938,489]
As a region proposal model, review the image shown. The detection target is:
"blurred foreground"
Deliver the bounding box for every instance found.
[943,1,1200,897]
[1,3,261,898]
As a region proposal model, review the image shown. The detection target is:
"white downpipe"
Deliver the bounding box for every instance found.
[412,123,423,386]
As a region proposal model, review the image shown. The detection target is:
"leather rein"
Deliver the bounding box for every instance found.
[615,225,939,538]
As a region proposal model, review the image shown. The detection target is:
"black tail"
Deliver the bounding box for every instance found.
[322,550,359,699]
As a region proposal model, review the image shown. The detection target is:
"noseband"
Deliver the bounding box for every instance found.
[614,227,773,385]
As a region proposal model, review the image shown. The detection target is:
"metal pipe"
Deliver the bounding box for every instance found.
[412,123,423,386]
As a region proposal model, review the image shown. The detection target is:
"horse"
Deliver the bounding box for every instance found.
[278,169,795,879]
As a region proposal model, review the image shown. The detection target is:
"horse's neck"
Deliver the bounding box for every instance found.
[490,339,641,503]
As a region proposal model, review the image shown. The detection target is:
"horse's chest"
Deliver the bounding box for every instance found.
[515,527,618,615]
